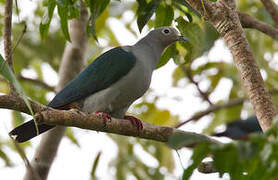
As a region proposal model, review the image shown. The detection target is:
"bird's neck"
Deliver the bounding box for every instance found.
[134,38,165,69]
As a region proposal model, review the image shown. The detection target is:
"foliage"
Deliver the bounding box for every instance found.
[174,120,278,179]
[108,97,179,179]
[0,54,34,121]
[0,0,278,179]
[85,0,110,40]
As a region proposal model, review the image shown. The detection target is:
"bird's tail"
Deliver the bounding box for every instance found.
[212,132,227,137]
[9,120,55,143]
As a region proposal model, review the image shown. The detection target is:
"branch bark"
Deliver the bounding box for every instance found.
[23,2,89,180]
[198,161,217,174]
[1,94,219,147]
[3,0,17,94]
[184,0,277,131]
[4,0,13,69]
[238,11,278,40]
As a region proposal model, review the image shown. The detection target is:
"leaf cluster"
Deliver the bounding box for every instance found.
[174,121,278,179]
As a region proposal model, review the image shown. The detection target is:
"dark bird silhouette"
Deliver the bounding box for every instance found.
[213,115,262,140]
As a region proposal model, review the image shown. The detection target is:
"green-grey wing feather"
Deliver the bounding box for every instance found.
[48,47,136,108]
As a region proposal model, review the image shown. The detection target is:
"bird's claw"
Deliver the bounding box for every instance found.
[95,112,112,120]
[124,115,143,131]
[95,112,112,128]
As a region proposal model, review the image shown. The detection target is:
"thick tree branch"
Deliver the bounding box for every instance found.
[184,0,277,131]
[261,0,278,26]
[238,11,278,40]
[1,94,219,147]
[0,95,45,114]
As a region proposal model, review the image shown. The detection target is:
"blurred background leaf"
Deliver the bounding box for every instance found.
[0,0,278,179]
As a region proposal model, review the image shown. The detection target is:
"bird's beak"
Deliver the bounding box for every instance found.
[178,35,189,42]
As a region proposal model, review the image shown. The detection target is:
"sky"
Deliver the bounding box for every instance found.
[0,0,235,179]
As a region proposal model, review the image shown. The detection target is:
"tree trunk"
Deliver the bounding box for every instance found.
[185,0,277,131]
[23,3,89,180]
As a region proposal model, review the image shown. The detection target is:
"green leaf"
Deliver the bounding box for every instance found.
[167,131,216,149]
[86,0,110,40]
[136,0,162,32]
[56,0,68,6]
[172,66,185,86]
[85,0,110,16]
[68,1,80,19]
[182,143,210,179]
[91,151,102,179]
[156,44,178,69]
[57,5,71,41]
[0,148,12,166]
[31,60,43,79]
[15,0,19,17]
[172,0,201,18]
[0,54,34,119]
[40,0,56,40]
[56,0,80,19]
[132,101,179,126]
[0,80,9,93]
[155,4,174,28]
[12,111,26,127]
[213,143,240,177]
[204,105,242,134]
[175,17,218,62]
[65,128,80,147]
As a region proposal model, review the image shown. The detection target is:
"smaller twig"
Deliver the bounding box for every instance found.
[182,66,213,105]
[198,161,218,174]
[261,0,278,26]
[176,98,245,128]
[238,11,278,40]
[12,24,27,54]
[18,75,55,91]
[176,88,278,128]
[4,0,13,69]
[4,0,16,95]
[175,150,185,169]
[270,88,278,94]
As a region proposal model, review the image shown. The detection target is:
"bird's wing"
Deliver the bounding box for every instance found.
[48,47,136,108]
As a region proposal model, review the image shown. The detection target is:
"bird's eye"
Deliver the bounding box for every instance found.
[162,28,170,35]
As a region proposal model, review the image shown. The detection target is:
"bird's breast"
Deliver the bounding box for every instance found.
[81,60,152,115]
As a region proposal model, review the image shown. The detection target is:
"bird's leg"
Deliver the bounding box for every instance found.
[95,112,112,128]
[124,115,143,131]
[95,112,112,120]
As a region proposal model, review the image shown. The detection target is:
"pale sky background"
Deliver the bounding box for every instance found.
[0,0,242,179]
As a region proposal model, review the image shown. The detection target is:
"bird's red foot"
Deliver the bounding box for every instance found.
[124,115,143,131]
[95,112,112,120]
[95,112,112,128]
